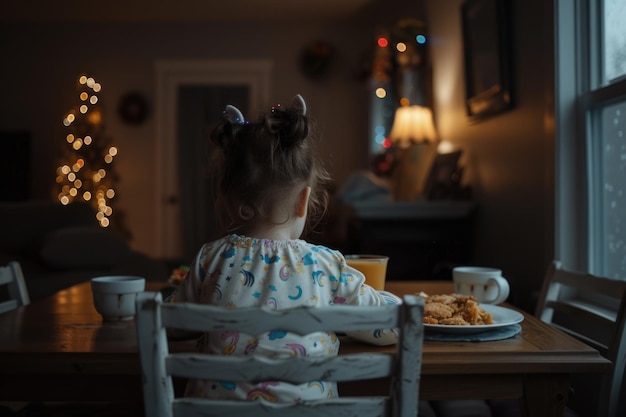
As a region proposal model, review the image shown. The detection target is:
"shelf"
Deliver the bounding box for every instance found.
[349,200,476,220]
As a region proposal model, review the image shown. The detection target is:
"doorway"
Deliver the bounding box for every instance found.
[155,60,272,260]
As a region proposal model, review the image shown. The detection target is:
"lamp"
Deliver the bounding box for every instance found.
[389,105,437,146]
[388,105,438,201]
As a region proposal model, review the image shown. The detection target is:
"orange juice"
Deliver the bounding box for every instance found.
[345,255,389,290]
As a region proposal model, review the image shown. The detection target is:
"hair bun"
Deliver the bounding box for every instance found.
[266,96,308,148]
[210,119,239,151]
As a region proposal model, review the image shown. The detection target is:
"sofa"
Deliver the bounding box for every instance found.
[0,200,170,302]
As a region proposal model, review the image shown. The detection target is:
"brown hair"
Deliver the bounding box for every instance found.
[209,98,331,236]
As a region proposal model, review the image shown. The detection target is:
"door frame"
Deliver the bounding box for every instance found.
[154,59,272,258]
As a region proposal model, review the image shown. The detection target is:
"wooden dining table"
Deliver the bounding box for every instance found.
[0,280,611,417]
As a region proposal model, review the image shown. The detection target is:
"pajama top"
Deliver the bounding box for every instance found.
[168,234,400,402]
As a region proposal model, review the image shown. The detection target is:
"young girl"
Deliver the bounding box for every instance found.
[168,94,400,402]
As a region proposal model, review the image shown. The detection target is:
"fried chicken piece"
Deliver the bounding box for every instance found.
[419,292,494,326]
[479,311,494,325]
[461,299,482,324]
[439,316,469,325]
[426,294,458,305]
[424,302,455,322]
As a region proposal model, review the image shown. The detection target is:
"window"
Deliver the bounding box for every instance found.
[599,101,626,279]
[556,0,626,279]
[367,21,431,158]
[603,0,626,82]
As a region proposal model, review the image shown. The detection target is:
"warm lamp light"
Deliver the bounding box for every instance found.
[389,105,437,148]
[388,105,438,201]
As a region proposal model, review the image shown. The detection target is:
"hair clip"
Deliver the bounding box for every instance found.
[292,94,307,116]
[223,105,245,125]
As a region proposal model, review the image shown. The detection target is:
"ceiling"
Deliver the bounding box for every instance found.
[2,0,376,22]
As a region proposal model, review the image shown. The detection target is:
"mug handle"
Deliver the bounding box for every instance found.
[485,276,510,304]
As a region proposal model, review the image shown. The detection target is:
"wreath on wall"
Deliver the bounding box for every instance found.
[299,41,335,80]
[118,92,149,125]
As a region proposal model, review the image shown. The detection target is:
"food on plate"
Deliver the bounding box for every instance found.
[417,292,494,325]
[169,265,189,285]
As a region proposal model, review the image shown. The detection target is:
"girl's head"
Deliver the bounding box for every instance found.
[209,94,331,237]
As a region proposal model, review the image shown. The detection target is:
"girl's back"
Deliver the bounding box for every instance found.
[169,95,400,402]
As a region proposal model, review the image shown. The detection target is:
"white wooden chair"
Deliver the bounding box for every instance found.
[136,292,424,417]
[0,261,30,314]
[534,260,626,417]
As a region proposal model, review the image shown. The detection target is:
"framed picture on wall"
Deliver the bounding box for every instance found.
[424,150,463,200]
[461,0,514,119]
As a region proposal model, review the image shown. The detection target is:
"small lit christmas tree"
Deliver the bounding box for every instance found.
[55,74,130,238]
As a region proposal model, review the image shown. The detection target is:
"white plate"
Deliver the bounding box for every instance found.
[424,304,524,334]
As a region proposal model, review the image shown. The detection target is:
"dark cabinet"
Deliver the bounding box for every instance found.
[347,201,476,281]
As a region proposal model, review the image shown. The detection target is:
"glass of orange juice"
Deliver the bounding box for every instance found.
[345,254,389,290]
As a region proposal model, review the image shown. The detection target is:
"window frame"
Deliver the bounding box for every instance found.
[556,0,626,276]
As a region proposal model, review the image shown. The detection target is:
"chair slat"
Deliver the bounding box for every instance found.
[546,300,615,335]
[136,292,424,417]
[0,300,18,315]
[161,302,399,335]
[172,397,388,417]
[550,322,609,356]
[0,274,12,285]
[0,261,29,314]
[166,353,393,382]
[551,269,626,299]
[395,295,424,417]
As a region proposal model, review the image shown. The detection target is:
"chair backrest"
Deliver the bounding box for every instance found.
[0,261,30,314]
[136,292,424,417]
[535,260,626,417]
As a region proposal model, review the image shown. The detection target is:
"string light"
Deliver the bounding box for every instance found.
[55,74,120,231]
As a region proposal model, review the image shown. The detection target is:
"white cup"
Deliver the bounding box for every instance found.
[452,266,510,304]
[91,276,146,321]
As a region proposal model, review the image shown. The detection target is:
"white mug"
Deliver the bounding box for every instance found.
[452,266,510,304]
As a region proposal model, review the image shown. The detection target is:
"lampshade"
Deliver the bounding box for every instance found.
[389,105,437,147]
